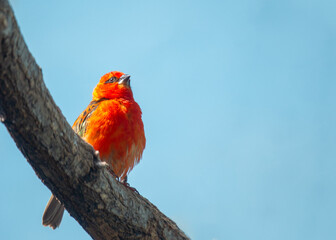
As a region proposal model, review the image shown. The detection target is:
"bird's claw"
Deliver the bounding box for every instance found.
[94,151,107,168]
[108,168,119,180]
[95,161,109,168]
[94,150,100,157]
[93,150,118,179]
[121,182,139,194]
[121,176,139,194]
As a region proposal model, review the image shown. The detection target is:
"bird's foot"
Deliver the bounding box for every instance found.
[121,176,139,194]
[122,183,139,194]
[94,151,109,168]
[108,168,119,180]
[94,151,118,180]
[94,150,100,157]
[95,161,109,168]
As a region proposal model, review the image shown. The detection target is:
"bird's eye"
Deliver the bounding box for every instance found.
[105,77,117,84]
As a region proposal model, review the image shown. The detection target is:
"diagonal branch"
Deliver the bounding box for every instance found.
[0,1,189,239]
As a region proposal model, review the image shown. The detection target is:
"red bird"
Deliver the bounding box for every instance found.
[42,71,146,229]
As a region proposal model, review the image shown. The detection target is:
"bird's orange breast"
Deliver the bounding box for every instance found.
[83,99,145,180]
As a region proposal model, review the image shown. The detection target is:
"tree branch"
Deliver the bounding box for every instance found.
[0,1,189,239]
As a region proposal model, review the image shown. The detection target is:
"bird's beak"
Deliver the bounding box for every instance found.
[118,74,131,87]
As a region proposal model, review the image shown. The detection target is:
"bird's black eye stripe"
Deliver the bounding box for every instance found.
[105,76,117,84]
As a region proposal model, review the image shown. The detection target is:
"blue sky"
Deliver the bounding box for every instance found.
[1,0,335,239]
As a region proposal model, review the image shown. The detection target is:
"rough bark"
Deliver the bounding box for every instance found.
[0,1,189,239]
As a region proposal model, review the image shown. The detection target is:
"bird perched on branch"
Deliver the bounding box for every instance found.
[42,71,146,229]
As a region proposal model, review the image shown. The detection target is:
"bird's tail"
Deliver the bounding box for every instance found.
[42,194,65,229]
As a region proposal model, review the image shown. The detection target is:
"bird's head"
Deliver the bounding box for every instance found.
[93,71,134,101]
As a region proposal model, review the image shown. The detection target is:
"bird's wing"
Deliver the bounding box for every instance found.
[72,99,105,137]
